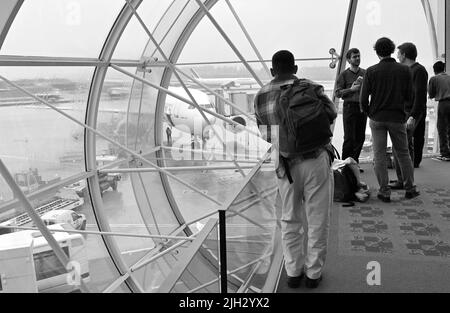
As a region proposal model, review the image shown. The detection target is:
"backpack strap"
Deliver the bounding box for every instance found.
[280,156,293,184]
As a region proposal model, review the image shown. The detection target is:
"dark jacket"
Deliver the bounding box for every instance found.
[406,62,428,120]
[360,58,413,123]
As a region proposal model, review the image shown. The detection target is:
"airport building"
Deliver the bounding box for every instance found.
[0,0,449,293]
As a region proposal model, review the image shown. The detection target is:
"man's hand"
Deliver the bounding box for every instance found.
[406,117,415,130]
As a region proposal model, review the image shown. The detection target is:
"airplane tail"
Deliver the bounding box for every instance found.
[190,68,201,79]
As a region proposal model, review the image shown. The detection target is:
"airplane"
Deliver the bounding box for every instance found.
[164,86,217,137]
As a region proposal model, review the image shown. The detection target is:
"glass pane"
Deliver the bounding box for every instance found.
[179,0,350,64]
[113,0,174,60]
[2,0,125,57]
[70,182,131,293]
[0,67,94,180]
[224,166,280,293]
[169,221,219,293]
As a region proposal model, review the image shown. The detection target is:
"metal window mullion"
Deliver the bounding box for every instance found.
[164,57,334,67]
[421,0,439,60]
[148,0,191,60]
[136,173,162,236]
[194,0,263,87]
[226,209,269,231]
[220,150,271,211]
[224,0,271,78]
[187,252,271,293]
[106,157,260,164]
[228,188,278,218]
[231,185,277,206]
[85,0,142,293]
[100,164,259,173]
[236,260,263,293]
[0,224,195,241]
[102,272,131,293]
[333,0,358,104]
[129,70,162,237]
[0,55,143,67]
[157,219,218,293]
[130,235,196,272]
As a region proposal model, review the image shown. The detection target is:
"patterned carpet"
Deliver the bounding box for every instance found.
[277,158,450,293]
[339,187,450,262]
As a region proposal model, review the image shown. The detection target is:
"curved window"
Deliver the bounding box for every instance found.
[2,0,125,57]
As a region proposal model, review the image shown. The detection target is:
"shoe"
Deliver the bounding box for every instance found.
[287,273,304,288]
[405,190,420,199]
[388,181,404,190]
[377,194,391,203]
[355,192,369,202]
[414,164,420,168]
[305,276,322,289]
[359,167,364,173]
[435,156,450,162]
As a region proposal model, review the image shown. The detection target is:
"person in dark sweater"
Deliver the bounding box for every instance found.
[360,37,420,202]
[335,48,367,166]
[390,42,429,189]
[429,61,450,161]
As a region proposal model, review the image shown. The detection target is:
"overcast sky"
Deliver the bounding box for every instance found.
[0,0,443,80]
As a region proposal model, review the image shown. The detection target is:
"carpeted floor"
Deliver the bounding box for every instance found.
[277,158,450,293]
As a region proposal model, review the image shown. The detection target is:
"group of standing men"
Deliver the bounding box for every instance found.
[337,37,450,202]
[336,38,425,202]
[254,36,450,290]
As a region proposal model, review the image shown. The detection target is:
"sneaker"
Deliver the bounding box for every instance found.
[388,181,404,190]
[355,189,370,202]
[377,194,391,203]
[305,276,322,289]
[435,156,450,162]
[287,273,304,289]
[405,190,420,199]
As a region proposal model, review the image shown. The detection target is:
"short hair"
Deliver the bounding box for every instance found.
[346,48,360,60]
[374,37,396,57]
[398,42,418,61]
[272,50,296,74]
[433,61,446,74]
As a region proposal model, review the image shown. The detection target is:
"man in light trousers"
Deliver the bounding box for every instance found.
[254,50,335,289]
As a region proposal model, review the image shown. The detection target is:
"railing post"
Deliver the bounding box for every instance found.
[219,210,228,294]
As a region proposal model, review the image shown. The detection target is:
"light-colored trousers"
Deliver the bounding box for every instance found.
[277,150,334,279]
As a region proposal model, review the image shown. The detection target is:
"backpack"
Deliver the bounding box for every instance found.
[276,79,334,158]
[333,164,359,203]
[331,148,359,204]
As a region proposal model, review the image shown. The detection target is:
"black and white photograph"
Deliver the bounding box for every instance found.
[0,0,449,301]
